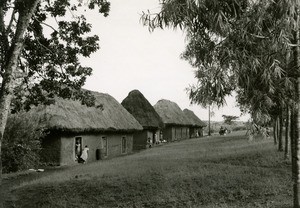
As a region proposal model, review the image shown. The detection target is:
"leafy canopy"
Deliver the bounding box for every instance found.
[142,0,248,107]
[222,115,239,125]
[142,0,298,123]
[0,0,110,112]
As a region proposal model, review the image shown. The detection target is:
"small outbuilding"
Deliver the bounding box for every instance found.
[121,90,164,150]
[154,99,193,142]
[22,91,143,166]
[183,109,207,138]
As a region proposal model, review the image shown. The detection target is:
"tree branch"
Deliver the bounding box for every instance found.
[28,25,55,55]
[5,8,16,36]
[33,16,58,33]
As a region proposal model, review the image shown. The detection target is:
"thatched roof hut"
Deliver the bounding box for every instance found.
[121,90,164,130]
[25,91,143,133]
[153,99,193,126]
[183,109,207,127]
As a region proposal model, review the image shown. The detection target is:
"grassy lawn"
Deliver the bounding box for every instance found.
[2,131,292,208]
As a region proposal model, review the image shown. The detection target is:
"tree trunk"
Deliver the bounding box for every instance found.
[0,0,40,184]
[291,105,296,166]
[278,112,284,151]
[291,104,298,207]
[285,106,291,160]
[274,117,278,145]
[293,10,300,207]
[277,116,280,142]
[208,105,211,136]
[294,77,300,208]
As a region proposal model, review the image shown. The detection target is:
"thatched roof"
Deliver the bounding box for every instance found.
[23,91,143,133]
[153,99,193,126]
[183,109,207,127]
[121,90,164,130]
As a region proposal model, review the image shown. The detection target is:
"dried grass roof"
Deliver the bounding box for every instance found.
[153,99,193,126]
[183,109,207,127]
[24,91,143,133]
[121,90,164,129]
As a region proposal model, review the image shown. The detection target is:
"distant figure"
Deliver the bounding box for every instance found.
[81,145,89,163]
[224,127,228,134]
[147,137,152,148]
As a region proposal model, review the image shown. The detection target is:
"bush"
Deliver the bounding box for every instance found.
[232,126,247,131]
[2,113,45,173]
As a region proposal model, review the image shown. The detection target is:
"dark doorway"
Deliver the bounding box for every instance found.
[75,137,82,161]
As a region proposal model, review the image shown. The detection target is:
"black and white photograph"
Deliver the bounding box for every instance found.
[0,0,297,207]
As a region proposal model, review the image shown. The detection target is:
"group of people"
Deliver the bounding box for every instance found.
[75,142,89,164]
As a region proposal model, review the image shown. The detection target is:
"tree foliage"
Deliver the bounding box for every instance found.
[142,0,297,122]
[0,0,110,112]
[143,0,249,107]
[222,115,239,125]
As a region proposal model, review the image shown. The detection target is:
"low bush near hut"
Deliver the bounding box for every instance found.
[2,114,45,173]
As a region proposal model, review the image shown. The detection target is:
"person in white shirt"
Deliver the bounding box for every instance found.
[81,145,89,163]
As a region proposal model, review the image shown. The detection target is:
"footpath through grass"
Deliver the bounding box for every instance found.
[2,131,292,208]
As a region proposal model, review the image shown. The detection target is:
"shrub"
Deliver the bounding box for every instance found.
[2,113,45,173]
[232,126,247,131]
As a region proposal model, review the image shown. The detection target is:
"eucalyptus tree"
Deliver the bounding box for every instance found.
[0,0,110,183]
[142,0,300,206]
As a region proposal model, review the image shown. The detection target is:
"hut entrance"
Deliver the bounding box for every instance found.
[75,137,82,161]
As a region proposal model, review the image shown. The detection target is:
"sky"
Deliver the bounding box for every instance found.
[80,0,250,122]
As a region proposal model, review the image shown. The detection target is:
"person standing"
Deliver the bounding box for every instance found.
[81,145,89,164]
[75,141,81,161]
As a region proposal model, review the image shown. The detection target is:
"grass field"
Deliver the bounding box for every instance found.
[2,131,292,208]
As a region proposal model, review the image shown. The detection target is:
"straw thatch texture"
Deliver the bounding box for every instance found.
[183,109,207,127]
[153,99,193,126]
[25,91,143,133]
[121,90,164,129]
